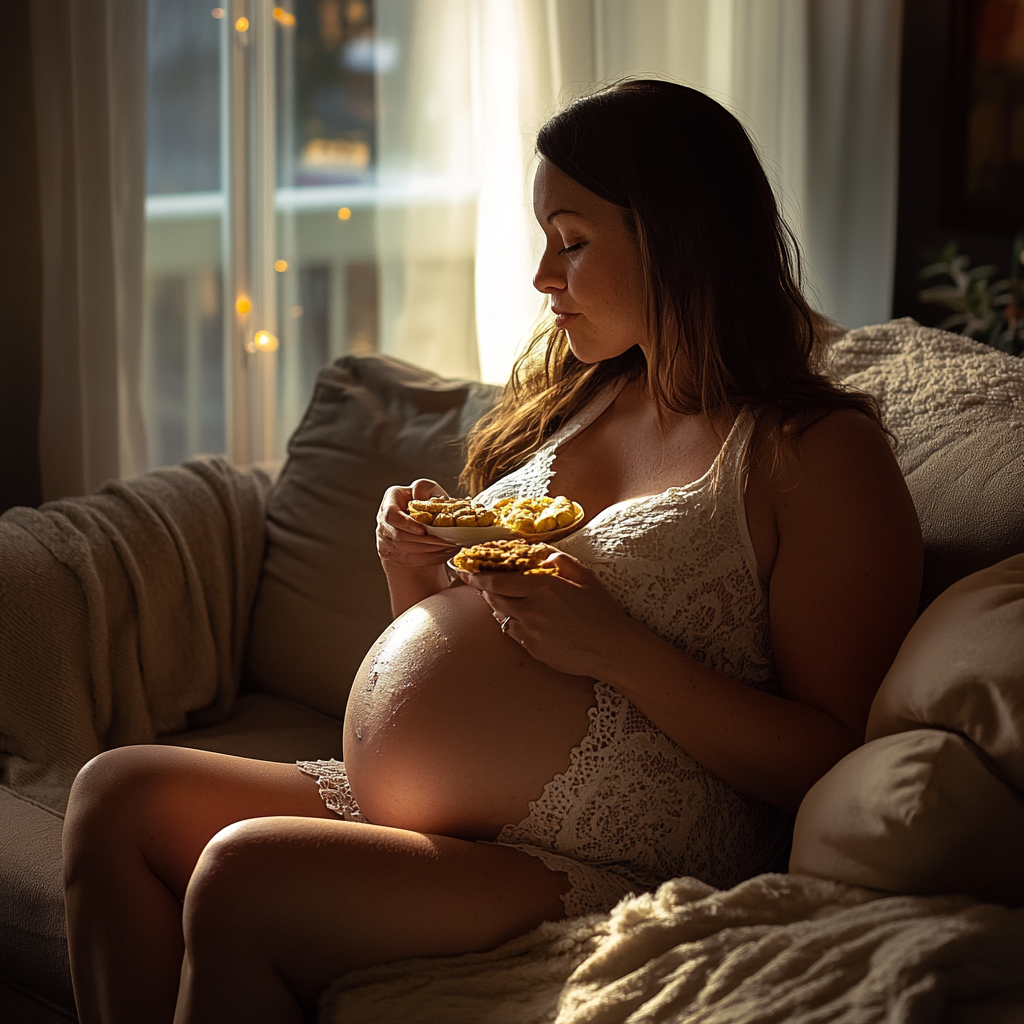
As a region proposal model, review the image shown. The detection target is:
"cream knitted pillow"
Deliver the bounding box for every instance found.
[830,319,1024,609]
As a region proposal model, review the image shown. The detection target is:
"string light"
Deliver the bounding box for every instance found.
[235,16,249,32]
[337,207,352,220]
[273,7,296,25]
[211,8,225,18]
[235,296,252,315]
[274,259,288,272]
[253,330,279,352]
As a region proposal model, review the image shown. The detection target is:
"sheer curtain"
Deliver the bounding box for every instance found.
[377,0,903,386]
[30,0,149,500]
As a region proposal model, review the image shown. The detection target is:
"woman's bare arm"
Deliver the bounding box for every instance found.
[469,411,922,813]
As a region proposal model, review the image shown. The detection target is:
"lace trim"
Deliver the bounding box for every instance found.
[476,443,561,505]
[296,759,368,823]
[475,381,626,507]
[492,682,791,906]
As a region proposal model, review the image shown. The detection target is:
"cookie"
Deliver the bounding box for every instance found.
[451,539,558,575]
[407,498,497,528]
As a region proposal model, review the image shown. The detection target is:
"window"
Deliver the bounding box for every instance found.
[144,0,387,468]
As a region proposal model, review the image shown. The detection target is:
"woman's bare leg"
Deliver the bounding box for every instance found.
[175,817,569,1024]
[62,744,338,1024]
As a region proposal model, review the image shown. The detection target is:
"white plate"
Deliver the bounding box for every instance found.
[424,524,514,544]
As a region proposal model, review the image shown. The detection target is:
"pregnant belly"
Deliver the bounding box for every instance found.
[342,585,597,840]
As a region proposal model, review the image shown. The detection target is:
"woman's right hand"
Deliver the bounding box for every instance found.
[376,479,460,572]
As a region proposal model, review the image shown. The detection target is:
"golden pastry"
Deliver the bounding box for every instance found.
[492,496,582,535]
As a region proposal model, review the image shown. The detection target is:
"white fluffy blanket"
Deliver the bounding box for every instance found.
[0,456,271,812]
[320,874,1024,1024]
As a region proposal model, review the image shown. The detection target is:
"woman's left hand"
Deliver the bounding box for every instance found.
[463,551,638,678]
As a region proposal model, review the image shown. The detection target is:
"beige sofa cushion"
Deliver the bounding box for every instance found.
[244,356,499,719]
[830,319,1024,609]
[866,554,1024,793]
[0,786,74,1017]
[156,692,344,762]
[790,729,1024,905]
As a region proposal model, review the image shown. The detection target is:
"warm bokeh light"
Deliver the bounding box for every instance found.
[211,7,225,18]
[235,16,249,32]
[273,7,296,26]
[274,259,288,272]
[290,305,304,318]
[337,207,352,220]
[235,296,253,315]
[253,330,279,352]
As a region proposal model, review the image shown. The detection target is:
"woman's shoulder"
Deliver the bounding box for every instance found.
[780,405,892,462]
[743,404,919,576]
[760,406,903,509]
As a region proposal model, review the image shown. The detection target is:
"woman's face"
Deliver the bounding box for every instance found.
[532,159,648,363]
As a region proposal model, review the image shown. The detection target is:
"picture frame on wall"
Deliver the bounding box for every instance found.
[946,0,1024,230]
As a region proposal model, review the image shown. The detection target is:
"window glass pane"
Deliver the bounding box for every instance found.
[143,0,226,469]
[274,0,381,447]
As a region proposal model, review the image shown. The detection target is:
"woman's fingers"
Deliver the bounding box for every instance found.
[378,480,452,534]
[465,552,632,675]
[376,481,458,567]
[464,551,590,596]
[410,478,450,500]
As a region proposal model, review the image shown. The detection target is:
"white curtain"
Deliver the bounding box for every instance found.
[377,0,903,385]
[30,0,149,500]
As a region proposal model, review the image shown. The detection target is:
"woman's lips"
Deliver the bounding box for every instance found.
[553,311,580,330]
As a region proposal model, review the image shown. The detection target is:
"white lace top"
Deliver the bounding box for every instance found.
[474,382,792,915]
[299,383,792,918]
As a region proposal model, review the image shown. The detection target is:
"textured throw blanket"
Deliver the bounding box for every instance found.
[320,874,1024,1023]
[0,456,271,812]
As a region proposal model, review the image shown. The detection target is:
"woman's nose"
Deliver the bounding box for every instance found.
[533,248,565,294]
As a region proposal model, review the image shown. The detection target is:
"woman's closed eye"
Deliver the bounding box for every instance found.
[559,242,586,256]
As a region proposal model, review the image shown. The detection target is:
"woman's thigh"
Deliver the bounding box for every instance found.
[64,744,337,900]
[182,815,570,1010]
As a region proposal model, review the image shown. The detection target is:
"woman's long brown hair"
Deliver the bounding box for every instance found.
[460,80,883,494]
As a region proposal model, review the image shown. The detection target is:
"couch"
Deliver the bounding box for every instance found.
[1,318,1021,1023]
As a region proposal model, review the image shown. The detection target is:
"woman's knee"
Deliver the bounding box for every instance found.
[63,745,196,888]
[182,819,282,950]
[67,746,176,826]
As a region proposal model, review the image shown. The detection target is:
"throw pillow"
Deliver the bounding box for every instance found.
[866,553,1024,794]
[243,355,499,719]
[790,728,1024,905]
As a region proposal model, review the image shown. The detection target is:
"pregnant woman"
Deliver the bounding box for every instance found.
[63,81,923,1024]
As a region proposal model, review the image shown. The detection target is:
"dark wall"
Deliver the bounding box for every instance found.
[0,0,43,512]
[893,0,1021,322]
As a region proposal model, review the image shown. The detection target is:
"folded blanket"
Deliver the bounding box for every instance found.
[0,456,271,812]
[319,874,1024,1023]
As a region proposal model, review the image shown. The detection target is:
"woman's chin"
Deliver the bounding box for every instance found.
[566,333,641,364]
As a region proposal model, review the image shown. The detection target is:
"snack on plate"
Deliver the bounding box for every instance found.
[451,539,558,575]
[493,495,583,535]
[407,497,497,528]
